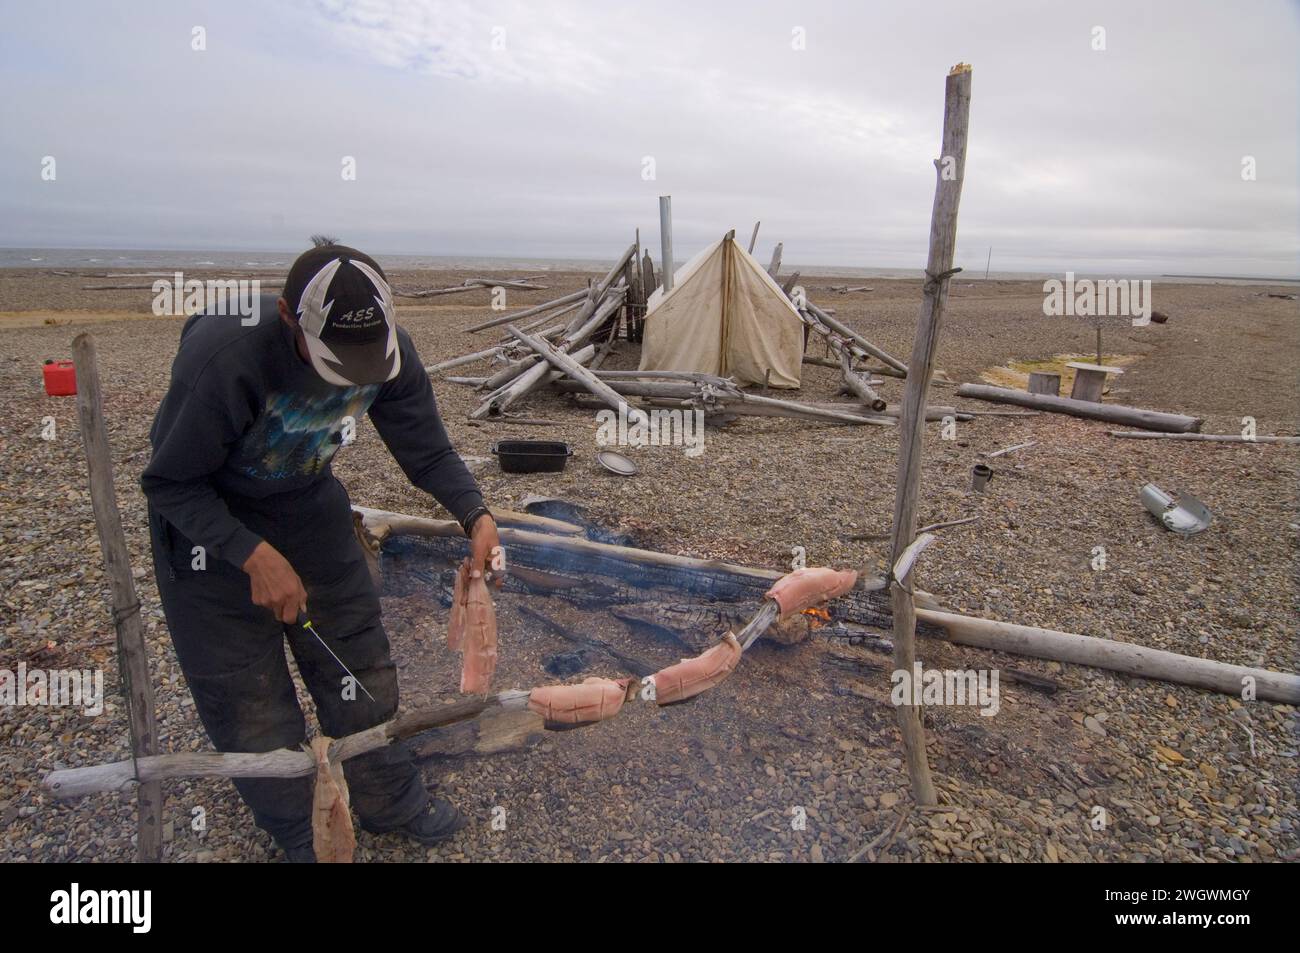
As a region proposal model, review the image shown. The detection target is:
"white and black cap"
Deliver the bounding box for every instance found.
[282,243,401,386]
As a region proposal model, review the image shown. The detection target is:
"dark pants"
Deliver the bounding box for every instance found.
[149,476,427,848]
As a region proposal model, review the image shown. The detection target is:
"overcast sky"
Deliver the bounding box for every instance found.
[0,0,1296,275]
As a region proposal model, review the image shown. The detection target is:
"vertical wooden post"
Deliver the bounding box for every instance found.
[632,229,644,341]
[638,251,656,343]
[887,63,973,808]
[747,221,761,254]
[72,333,164,861]
[659,196,674,293]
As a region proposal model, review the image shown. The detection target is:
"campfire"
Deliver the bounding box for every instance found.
[802,606,832,628]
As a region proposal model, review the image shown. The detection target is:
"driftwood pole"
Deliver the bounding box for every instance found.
[71,333,164,861]
[887,63,973,807]
[954,384,1203,433]
[767,242,783,279]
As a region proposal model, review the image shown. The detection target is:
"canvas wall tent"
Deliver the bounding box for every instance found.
[638,234,804,388]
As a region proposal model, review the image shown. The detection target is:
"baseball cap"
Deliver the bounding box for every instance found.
[282,243,401,386]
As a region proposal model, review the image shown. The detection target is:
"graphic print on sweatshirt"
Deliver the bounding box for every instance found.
[231,384,380,481]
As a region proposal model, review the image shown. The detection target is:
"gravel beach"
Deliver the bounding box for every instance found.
[1,269,1296,863]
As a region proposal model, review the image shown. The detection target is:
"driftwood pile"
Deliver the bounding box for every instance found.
[425,229,939,431]
[426,241,647,423]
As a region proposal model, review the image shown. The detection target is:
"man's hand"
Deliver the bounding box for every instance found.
[468,514,503,583]
[242,541,308,624]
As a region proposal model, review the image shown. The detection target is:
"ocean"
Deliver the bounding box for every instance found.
[1,247,1293,284]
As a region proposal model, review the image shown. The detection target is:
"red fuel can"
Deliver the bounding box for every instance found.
[42,359,77,396]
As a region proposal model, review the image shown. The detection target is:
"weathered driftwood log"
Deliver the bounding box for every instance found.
[473,345,593,407]
[465,289,588,334]
[73,334,164,860]
[427,345,509,376]
[589,324,620,371]
[804,301,909,375]
[916,609,1300,704]
[478,355,542,392]
[880,404,961,421]
[594,369,736,385]
[434,330,566,389]
[799,309,881,372]
[794,402,966,423]
[410,708,545,760]
[506,324,649,428]
[839,347,887,411]
[469,328,567,388]
[403,280,548,300]
[1106,431,1300,445]
[554,379,895,426]
[955,383,1204,433]
[803,354,875,372]
[471,292,621,418]
[45,691,539,798]
[404,276,548,299]
[398,284,484,300]
[593,245,638,302]
[516,306,580,336]
[734,392,895,426]
[861,365,908,380]
[888,62,973,807]
[554,379,698,400]
[767,242,783,278]
[486,507,586,536]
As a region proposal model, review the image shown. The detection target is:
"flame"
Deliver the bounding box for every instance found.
[801,606,831,628]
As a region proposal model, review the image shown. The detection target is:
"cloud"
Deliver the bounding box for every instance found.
[0,0,1295,276]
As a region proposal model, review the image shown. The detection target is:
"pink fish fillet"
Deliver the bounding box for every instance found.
[764,567,858,617]
[459,569,498,694]
[309,736,355,864]
[528,677,633,725]
[652,632,743,706]
[447,558,469,652]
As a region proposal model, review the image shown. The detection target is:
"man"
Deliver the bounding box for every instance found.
[142,240,499,862]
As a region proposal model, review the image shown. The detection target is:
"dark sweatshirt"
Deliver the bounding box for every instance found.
[142,293,484,569]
